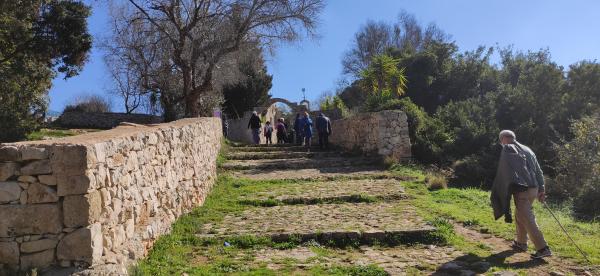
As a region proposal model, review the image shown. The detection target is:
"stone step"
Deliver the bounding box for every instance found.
[230,145,322,152]
[231,166,410,181]
[221,157,380,171]
[225,244,465,275]
[238,179,409,206]
[226,151,346,160]
[197,202,436,246]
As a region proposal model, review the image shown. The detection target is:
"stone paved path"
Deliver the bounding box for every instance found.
[212,144,594,275]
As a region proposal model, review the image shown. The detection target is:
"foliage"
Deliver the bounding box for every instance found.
[0,0,92,142]
[63,95,112,113]
[319,95,350,119]
[554,115,600,220]
[359,54,407,97]
[222,61,273,119]
[425,174,448,190]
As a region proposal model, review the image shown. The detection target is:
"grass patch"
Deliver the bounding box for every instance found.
[238,194,379,207]
[308,264,388,276]
[396,167,600,265]
[26,128,100,140]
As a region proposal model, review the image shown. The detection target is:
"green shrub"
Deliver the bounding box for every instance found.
[425,174,448,190]
[64,95,111,113]
[554,115,600,220]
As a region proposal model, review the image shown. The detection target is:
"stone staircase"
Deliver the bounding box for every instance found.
[211,144,467,274]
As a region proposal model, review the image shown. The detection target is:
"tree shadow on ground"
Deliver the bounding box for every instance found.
[432,249,547,275]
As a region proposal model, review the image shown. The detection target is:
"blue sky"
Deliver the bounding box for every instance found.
[48,0,600,112]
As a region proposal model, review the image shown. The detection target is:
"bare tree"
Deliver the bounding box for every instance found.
[109,0,323,119]
[342,11,450,79]
[342,20,392,77]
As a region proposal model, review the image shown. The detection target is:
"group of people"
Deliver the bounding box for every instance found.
[247,111,332,151]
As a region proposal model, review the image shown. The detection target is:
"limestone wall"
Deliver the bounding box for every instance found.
[0,118,222,273]
[227,105,277,144]
[54,111,163,129]
[329,110,411,161]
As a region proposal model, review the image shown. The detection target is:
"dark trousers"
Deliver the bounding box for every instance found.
[296,133,304,145]
[318,132,329,149]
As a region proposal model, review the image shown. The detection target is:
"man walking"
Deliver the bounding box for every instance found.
[247,111,261,144]
[491,130,551,259]
[315,112,332,150]
[301,111,313,152]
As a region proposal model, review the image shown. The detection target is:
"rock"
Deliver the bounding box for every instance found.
[20,248,55,269]
[0,204,62,237]
[57,223,103,264]
[20,160,52,175]
[38,175,57,186]
[0,181,21,203]
[0,241,19,265]
[470,261,491,273]
[21,238,58,253]
[27,183,59,203]
[21,147,48,160]
[550,272,565,276]
[17,175,38,183]
[493,272,518,276]
[19,190,28,205]
[0,146,20,162]
[63,191,102,227]
[439,261,464,271]
[59,260,71,267]
[582,271,593,276]
[125,219,135,238]
[0,162,18,181]
[57,175,93,196]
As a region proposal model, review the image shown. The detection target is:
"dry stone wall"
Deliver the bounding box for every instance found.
[329,110,411,161]
[0,118,222,273]
[54,111,163,129]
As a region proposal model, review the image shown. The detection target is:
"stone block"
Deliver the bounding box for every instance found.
[57,175,93,196]
[27,183,59,204]
[0,146,20,162]
[57,223,103,264]
[0,162,18,181]
[20,160,52,175]
[21,147,48,160]
[63,191,102,227]
[0,204,62,237]
[0,241,19,265]
[0,182,21,204]
[17,175,37,183]
[20,238,58,253]
[38,174,57,186]
[20,248,55,269]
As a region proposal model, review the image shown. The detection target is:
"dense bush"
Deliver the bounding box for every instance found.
[64,95,112,113]
[553,115,600,220]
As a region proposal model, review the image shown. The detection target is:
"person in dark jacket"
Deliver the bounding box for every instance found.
[293,113,304,145]
[264,121,273,145]
[275,118,287,144]
[301,111,313,152]
[315,113,332,150]
[247,111,261,144]
[491,130,551,259]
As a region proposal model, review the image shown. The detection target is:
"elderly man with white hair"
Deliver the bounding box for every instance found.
[247,111,262,144]
[491,130,552,259]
